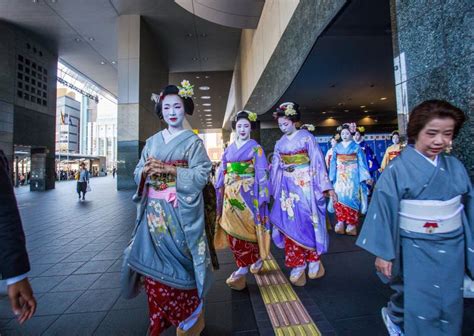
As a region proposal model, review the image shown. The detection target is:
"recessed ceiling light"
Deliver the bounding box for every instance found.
[344,109,349,112]
[205,76,210,79]
[192,57,198,61]
[322,111,327,114]
[88,37,95,41]
[185,33,193,38]
[202,57,208,61]
[201,96,211,99]
[360,105,366,108]
[74,38,81,42]
[111,61,117,64]
[380,97,387,100]
[202,103,211,106]
[370,102,374,105]
[200,33,208,38]
[364,110,369,113]
[205,114,212,116]
[100,61,106,65]
[199,86,210,90]
[203,109,211,112]
[196,76,200,79]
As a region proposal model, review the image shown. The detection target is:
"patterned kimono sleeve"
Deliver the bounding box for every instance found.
[176,139,212,195]
[133,140,150,185]
[253,145,270,206]
[215,151,227,216]
[329,145,338,184]
[270,144,282,197]
[356,167,400,262]
[307,135,333,192]
[380,148,390,171]
[356,146,371,183]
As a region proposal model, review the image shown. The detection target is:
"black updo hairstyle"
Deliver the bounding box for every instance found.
[337,123,351,135]
[231,110,257,130]
[154,85,194,119]
[272,102,301,122]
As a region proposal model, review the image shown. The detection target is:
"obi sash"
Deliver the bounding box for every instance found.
[226,160,255,177]
[336,153,357,163]
[148,160,188,191]
[388,150,401,161]
[399,196,464,234]
[280,150,310,171]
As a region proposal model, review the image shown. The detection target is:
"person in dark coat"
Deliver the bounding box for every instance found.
[0,149,37,324]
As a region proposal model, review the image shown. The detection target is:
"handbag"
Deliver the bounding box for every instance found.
[202,181,219,270]
[86,183,91,192]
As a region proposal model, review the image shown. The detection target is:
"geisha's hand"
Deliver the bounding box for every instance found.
[143,158,164,177]
[328,190,338,203]
[366,179,374,186]
[375,257,392,278]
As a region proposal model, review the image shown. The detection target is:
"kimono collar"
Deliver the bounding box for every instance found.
[413,147,439,167]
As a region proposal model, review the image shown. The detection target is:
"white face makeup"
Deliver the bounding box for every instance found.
[330,138,337,148]
[162,94,185,129]
[392,134,400,145]
[340,128,352,142]
[278,117,296,134]
[354,132,362,143]
[236,118,251,141]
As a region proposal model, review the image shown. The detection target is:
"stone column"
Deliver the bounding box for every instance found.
[391,0,474,178]
[117,15,168,189]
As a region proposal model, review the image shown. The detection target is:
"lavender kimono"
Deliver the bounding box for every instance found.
[215,140,271,258]
[270,130,333,254]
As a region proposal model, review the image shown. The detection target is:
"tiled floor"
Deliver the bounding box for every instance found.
[1,177,473,335]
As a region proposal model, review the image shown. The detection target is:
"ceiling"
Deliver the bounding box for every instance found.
[261,0,397,127]
[0,0,248,129]
[169,71,232,130]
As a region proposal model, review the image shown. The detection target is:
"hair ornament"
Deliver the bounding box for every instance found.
[247,111,257,122]
[301,124,315,131]
[177,80,194,99]
[357,126,365,133]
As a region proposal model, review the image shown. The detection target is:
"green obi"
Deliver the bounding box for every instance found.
[281,152,310,166]
[226,161,255,176]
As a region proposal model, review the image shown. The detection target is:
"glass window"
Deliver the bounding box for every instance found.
[25,59,30,65]
[17,90,23,98]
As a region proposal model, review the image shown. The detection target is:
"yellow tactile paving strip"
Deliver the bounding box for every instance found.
[254,255,322,336]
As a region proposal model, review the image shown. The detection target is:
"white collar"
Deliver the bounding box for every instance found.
[235,138,250,149]
[162,128,186,144]
[414,148,438,167]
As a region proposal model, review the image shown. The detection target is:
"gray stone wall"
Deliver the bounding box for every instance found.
[391,0,474,177]
[245,0,347,113]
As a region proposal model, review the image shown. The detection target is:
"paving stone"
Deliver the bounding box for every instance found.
[89,272,122,290]
[66,289,121,313]
[43,312,107,336]
[74,260,116,275]
[3,315,59,335]
[40,262,85,276]
[62,251,97,263]
[34,291,83,316]
[51,274,101,292]
[30,276,68,293]
[94,308,149,336]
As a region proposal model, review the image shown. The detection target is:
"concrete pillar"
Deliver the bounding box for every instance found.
[117,15,168,189]
[0,22,57,189]
[391,0,474,178]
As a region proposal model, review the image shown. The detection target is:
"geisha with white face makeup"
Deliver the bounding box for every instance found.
[270,102,336,287]
[328,123,371,236]
[132,81,213,336]
[214,110,271,291]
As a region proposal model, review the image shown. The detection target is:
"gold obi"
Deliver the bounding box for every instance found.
[280,150,310,171]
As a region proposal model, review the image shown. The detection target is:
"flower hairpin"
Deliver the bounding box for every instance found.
[301,124,315,131]
[284,104,297,116]
[357,126,365,133]
[247,111,257,122]
[177,80,194,99]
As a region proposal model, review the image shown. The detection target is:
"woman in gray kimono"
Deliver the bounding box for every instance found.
[357,100,473,336]
[128,81,212,336]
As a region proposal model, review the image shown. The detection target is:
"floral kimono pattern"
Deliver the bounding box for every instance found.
[215,139,270,264]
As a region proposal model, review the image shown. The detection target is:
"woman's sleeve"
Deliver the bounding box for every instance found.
[254,145,270,205]
[215,151,227,216]
[356,167,400,261]
[270,144,281,197]
[307,136,333,192]
[329,146,337,184]
[357,146,371,183]
[133,143,149,186]
[176,139,212,197]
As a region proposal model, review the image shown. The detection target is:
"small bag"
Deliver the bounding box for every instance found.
[86,183,91,192]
